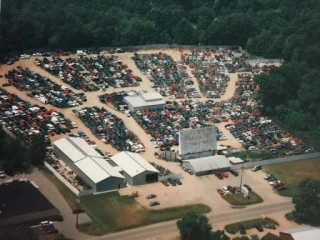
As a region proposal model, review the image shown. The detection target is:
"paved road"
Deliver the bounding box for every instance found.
[88,201,294,240]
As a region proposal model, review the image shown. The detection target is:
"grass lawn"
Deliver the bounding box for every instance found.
[222,191,263,206]
[39,167,211,236]
[78,192,211,235]
[225,217,279,234]
[263,158,320,197]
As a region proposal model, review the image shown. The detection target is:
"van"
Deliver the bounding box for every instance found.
[251,165,262,172]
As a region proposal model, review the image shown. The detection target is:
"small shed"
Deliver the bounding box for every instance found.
[228,157,244,165]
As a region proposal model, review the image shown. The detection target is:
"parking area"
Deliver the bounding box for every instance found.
[120,168,290,214]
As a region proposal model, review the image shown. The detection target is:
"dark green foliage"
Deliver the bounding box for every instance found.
[211,230,230,240]
[29,134,46,166]
[232,237,249,240]
[1,136,29,172]
[292,178,320,224]
[177,211,212,240]
[0,225,38,240]
[1,0,320,147]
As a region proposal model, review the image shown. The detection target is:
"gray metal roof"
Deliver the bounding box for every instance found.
[111,152,159,177]
[183,155,231,173]
[53,137,124,182]
[281,226,320,240]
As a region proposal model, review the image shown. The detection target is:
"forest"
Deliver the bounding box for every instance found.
[0,0,319,147]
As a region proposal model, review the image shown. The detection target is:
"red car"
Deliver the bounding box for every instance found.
[217,189,224,195]
[215,173,223,180]
[221,172,228,178]
[161,181,169,187]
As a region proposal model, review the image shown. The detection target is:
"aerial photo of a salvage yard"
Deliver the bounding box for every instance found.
[1,1,320,240]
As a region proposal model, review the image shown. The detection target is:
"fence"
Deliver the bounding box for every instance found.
[244,59,284,65]
[44,162,79,195]
[230,152,320,170]
[21,44,241,55]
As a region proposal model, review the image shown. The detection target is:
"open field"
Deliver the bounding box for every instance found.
[224,217,279,234]
[78,192,211,235]
[263,158,320,197]
[222,191,263,206]
[40,166,210,236]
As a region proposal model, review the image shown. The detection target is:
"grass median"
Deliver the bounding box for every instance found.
[225,217,279,234]
[222,191,263,206]
[263,158,320,197]
[39,167,211,236]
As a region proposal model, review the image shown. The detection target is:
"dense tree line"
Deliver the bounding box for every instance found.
[292,178,320,225]
[0,0,320,146]
[0,128,46,173]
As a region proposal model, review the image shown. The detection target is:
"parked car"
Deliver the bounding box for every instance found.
[146,194,157,199]
[2,83,11,87]
[217,189,224,195]
[221,172,228,178]
[243,184,251,191]
[175,179,182,185]
[45,228,59,235]
[149,201,160,206]
[39,221,53,227]
[161,180,169,186]
[227,185,235,194]
[239,225,246,235]
[264,174,274,180]
[167,178,176,186]
[230,170,239,176]
[222,186,230,194]
[276,185,288,191]
[255,225,263,232]
[273,183,284,189]
[0,170,5,178]
[252,165,261,172]
[215,172,223,180]
[265,224,276,230]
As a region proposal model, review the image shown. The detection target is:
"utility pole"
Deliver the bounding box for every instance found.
[239,163,244,190]
[75,197,80,228]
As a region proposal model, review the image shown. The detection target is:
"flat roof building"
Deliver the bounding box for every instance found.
[183,155,231,176]
[124,90,165,112]
[111,151,159,186]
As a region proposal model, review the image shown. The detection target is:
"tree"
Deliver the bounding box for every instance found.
[2,137,29,172]
[30,134,46,166]
[0,127,6,157]
[292,178,320,224]
[0,225,38,240]
[177,211,212,240]
[211,230,230,240]
[172,18,196,44]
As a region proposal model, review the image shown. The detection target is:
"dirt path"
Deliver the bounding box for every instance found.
[0,50,242,170]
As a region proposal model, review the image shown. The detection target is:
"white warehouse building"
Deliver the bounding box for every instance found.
[53,137,125,193]
[124,91,165,112]
[111,151,159,186]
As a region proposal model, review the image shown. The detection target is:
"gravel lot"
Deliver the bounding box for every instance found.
[0,50,286,214]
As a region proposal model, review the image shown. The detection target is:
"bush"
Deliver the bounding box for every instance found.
[225,217,279,234]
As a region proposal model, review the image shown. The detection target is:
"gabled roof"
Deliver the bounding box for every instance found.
[53,138,85,162]
[53,137,124,182]
[75,157,124,184]
[111,152,159,177]
[281,226,320,240]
